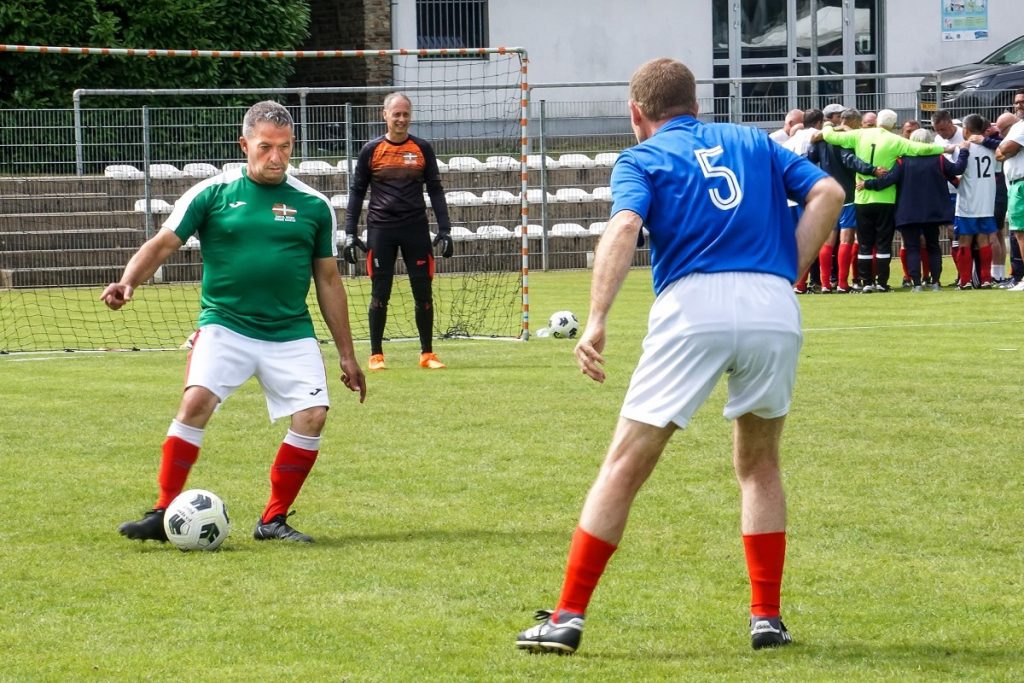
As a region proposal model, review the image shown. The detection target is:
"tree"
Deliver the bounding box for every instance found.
[0,0,311,109]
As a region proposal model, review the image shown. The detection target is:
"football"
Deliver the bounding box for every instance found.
[163,489,231,551]
[548,310,580,339]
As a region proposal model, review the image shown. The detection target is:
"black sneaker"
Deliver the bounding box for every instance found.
[750,616,792,650]
[253,511,313,543]
[118,508,168,542]
[516,609,584,654]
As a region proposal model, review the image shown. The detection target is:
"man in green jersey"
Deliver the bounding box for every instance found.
[823,108,957,291]
[102,101,366,545]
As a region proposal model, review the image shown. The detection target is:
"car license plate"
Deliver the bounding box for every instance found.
[920,102,937,112]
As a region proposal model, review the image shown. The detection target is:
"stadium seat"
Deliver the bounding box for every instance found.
[481,190,517,205]
[336,159,354,174]
[330,194,349,209]
[554,187,594,203]
[513,224,546,237]
[182,163,219,178]
[221,162,245,173]
[476,224,513,239]
[526,154,560,170]
[450,226,477,241]
[589,222,607,235]
[557,153,596,169]
[148,164,182,179]
[183,235,201,249]
[485,155,519,171]
[103,165,144,180]
[522,188,556,203]
[297,160,338,175]
[550,223,588,237]
[591,186,613,202]
[594,152,620,167]
[447,156,486,172]
[435,159,449,173]
[445,190,482,206]
[133,198,174,214]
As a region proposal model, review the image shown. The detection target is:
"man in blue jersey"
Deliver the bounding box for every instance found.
[515,58,844,655]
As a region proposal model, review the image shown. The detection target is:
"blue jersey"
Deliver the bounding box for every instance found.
[610,116,828,294]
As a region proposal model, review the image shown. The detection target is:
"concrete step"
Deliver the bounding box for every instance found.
[0,247,201,270]
[0,228,145,251]
[0,193,141,213]
[0,211,143,232]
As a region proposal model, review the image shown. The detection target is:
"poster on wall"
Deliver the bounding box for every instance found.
[941,1,988,41]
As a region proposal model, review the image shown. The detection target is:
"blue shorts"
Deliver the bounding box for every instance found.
[837,204,857,229]
[954,216,998,236]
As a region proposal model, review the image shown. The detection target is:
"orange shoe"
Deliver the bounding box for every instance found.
[419,352,446,369]
[368,353,386,371]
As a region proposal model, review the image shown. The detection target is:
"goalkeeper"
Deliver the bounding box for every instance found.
[343,92,453,371]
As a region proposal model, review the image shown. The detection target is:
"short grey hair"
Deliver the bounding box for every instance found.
[242,100,293,138]
[840,107,861,124]
[383,92,412,110]
[909,128,933,144]
[876,109,898,130]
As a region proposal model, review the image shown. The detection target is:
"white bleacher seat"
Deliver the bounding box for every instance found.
[514,224,546,237]
[481,190,517,205]
[133,198,174,214]
[336,160,353,174]
[447,156,486,172]
[182,163,219,178]
[445,190,482,206]
[550,223,588,237]
[594,152,620,167]
[591,186,613,202]
[330,194,349,209]
[149,164,182,179]
[522,188,556,203]
[526,154,560,170]
[298,160,338,175]
[450,226,477,241]
[477,224,513,239]
[183,235,201,250]
[558,153,596,169]
[485,155,519,171]
[221,162,245,173]
[435,159,449,173]
[104,165,144,180]
[589,222,607,236]
[555,187,594,203]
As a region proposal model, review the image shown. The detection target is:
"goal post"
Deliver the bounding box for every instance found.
[0,45,533,353]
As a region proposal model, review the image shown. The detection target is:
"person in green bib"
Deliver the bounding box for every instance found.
[823,109,958,291]
[102,101,367,545]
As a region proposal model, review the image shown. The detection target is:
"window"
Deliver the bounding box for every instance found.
[416,0,489,55]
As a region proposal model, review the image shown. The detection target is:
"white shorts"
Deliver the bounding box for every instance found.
[621,272,802,428]
[185,325,330,421]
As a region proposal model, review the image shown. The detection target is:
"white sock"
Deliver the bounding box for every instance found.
[283,429,321,452]
[167,419,205,447]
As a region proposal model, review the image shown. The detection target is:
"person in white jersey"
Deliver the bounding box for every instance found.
[953,114,998,289]
[998,90,1024,290]
[102,101,367,545]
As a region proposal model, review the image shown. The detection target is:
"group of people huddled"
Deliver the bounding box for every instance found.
[769,90,1024,293]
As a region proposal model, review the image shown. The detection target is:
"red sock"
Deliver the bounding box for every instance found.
[555,526,618,616]
[980,244,993,283]
[156,436,200,509]
[957,247,973,285]
[838,243,853,287]
[922,252,931,279]
[899,247,909,279]
[261,442,319,523]
[795,269,809,292]
[743,532,786,618]
[819,242,834,288]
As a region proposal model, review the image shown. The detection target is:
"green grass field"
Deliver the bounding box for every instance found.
[2,269,1022,682]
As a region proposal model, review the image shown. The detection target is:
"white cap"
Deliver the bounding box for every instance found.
[822,103,845,117]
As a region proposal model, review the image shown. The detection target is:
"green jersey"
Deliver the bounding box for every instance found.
[821,126,945,205]
[165,168,337,342]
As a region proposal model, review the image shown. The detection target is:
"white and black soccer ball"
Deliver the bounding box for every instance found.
[163,489,231,552]
[548,310,580,339]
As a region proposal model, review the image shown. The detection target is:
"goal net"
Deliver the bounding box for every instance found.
[0,46,528,353]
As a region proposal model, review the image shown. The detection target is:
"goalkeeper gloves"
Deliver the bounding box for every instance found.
[343,234,367,264]
[433,229,454,258]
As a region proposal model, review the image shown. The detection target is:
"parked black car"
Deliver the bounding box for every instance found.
[919,34,1024,123]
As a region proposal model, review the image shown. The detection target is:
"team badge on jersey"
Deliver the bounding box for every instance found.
[403,152,418,165]
[272,203,297,222]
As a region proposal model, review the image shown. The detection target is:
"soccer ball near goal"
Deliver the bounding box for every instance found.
[548,310,580,339]
[163,489,231,551]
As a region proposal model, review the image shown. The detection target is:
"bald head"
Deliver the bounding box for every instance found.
[784,108,804,133]
[862,111,877,128]
[996,112,1018,136]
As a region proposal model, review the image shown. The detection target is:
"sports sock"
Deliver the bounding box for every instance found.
[261,430,320,523]
[368,306,387,356]
[743,531,786,618]
[415,301,433,354]
[850,242,859,281]
[555,526,618,617]
[795,269,809,292]
[818,243,834,288]
[837,242,853,287]
[155,420,204,508]
[899,247,909,280]
[980,244,993,282]
[957,247,973,285]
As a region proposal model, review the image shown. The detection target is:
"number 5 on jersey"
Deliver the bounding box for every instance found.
[695,146,743,210]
